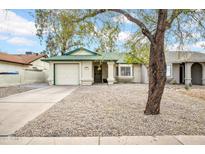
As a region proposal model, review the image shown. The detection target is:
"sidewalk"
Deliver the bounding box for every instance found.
[0,136,205,145]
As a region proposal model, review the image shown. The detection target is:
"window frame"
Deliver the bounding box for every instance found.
[166,64,172,77]
[118,64,133,77]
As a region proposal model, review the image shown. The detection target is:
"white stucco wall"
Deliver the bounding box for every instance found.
[0,60,48,87]
[0,61,25,87]
[29,58,49,70]
[81,61,93,85]
[141,64,148,83]
[0,61,27,72]
[172,63,180,84]
[132,64,141,83]
[24,70,46,84]
[70,49,93,55]
[48,62,54,85]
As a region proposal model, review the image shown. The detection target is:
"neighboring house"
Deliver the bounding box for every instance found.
[0,52,49,87]
[166,51,205,86]
[43,47,148,85]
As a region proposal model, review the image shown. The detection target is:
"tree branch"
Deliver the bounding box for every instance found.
[190,13,205,31]
[75,9,154,43]
[108,9,154,42]
[73,9,107,22]
[166,10,183,29]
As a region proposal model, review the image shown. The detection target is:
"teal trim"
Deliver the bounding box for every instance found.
[43,52,124,61]
[42,49,142,64]
[65,47,101,56]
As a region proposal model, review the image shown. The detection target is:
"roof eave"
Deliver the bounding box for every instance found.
[0,60,31,65]
[42,59,118,62]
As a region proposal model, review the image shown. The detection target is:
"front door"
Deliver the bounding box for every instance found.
[180,63,185,84]
[94,66,102,83]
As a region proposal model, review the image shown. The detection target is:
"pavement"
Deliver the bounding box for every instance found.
[0,85,77,103]
[0,136,205,145]
[0,86,77,136]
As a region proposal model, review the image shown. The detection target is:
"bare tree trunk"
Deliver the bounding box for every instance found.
[61,43,67,55]
[144,10,167,115]
[144,42,166,114]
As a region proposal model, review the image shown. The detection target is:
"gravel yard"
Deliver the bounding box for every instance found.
[15,84,205,137]
[178,86,205,101]
[0,83,47,98]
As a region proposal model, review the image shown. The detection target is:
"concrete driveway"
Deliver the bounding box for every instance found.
[0,86,77,136]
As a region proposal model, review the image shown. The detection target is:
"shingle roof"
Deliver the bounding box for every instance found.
[166,51,205,63]
[0,52,47,65]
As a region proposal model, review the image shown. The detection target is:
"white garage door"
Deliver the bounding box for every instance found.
[55,63,79,85]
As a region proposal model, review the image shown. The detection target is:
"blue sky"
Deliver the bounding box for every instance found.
[0,9,205,54]
[0,9,45,54]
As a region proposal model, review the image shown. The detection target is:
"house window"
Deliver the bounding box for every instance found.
[166,65,171,77]
[120,66,131,76]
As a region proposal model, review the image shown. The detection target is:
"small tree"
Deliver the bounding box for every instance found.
[35,10,120,56]
[125,41,150,66]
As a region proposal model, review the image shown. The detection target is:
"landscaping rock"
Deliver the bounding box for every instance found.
[15,84,205,137]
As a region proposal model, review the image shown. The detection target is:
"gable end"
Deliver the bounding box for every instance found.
[65,48,100,56]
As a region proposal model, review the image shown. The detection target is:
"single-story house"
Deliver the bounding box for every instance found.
[43,48,205,86]
[43,48,148,85]
[0,52,49,87]
[166,51,205,86]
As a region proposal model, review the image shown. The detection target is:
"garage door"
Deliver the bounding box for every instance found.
[55,63,79,85]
